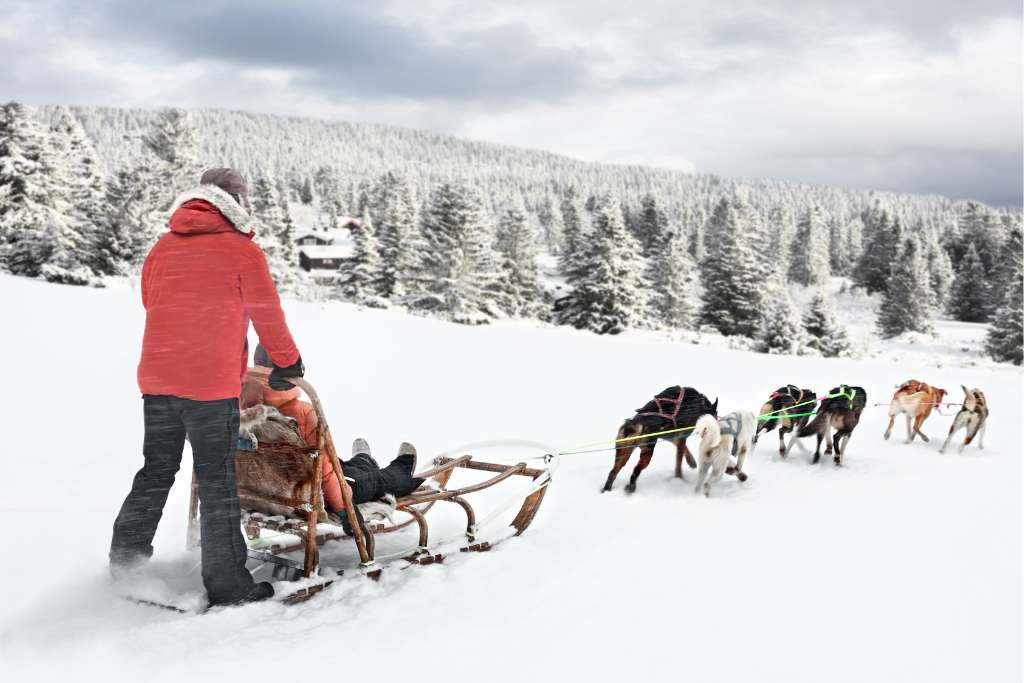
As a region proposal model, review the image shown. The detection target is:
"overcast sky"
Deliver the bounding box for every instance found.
[2,0,1020,205]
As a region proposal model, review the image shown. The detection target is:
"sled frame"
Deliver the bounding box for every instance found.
[186,377,551,579]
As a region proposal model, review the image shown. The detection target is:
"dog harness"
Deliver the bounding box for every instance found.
[764,385,808,423]
[637,387,687,426]
[718,413,743,457]
[827,385,857,410]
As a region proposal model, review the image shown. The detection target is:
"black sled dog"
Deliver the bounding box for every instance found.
[795,385,867,466]
[753,385,818,458]
[602,386,718,493]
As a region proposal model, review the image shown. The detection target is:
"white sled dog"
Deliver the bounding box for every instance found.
[694,411,755,497]
[939,386,989,454]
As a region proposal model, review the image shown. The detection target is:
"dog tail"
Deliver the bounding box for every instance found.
[798,410,828,437]
[616,417,643,448]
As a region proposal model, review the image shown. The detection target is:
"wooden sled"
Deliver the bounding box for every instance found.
[186,378,554,580]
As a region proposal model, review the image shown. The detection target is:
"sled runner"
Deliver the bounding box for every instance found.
[185,378,555,582]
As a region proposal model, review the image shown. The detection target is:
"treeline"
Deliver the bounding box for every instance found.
[0,103,1020,365]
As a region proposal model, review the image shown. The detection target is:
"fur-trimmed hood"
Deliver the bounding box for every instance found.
[169,183,255,235]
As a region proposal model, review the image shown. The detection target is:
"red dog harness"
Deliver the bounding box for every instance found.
[637,389,686,426]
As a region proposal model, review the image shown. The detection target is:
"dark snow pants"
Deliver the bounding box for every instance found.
[110,395,257,604]
[342,453,421,505]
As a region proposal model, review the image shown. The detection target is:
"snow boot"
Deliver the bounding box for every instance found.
[351,437,379,467]
[208,581,274,608]
[381,443,425,497]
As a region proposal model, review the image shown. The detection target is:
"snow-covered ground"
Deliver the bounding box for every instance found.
[0,273,1019,683]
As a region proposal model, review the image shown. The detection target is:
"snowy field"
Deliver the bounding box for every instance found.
[0,273,1020,683]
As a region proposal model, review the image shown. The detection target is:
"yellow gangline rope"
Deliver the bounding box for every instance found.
[559,395,824,455]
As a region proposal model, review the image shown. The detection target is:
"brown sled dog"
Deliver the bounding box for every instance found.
[602,386,718,493]
[939,386,989,454]
[795,385,867,466]
[883,380,948,444]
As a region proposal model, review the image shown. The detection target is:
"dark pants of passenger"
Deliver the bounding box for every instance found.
[343,453,421,505]
[110,395,257,604]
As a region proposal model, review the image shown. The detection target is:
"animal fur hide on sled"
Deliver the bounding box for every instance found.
[239,404,307,447]
[359,494,398,525]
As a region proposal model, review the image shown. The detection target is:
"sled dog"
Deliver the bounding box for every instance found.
[939,386,988,454]
[883,379,948,444]
[795,385,867,466]
[603,386,717,493]
[693,411,755,497]
[754,385,817,457]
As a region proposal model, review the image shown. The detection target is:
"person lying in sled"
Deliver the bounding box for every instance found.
[241,345,424,533]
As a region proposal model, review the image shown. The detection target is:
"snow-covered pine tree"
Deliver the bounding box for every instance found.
[251,173,298,291]
[51,107,108,274]
[0,102,93,284]
[956,202,1005,274]
[496,200,543,317]
[983,224,1023,320]
[337,209,386,306]
[412,182,507,323]
[766,206,795,278]
[924,236,955,312]
[845,215,865,272]
[646,229,695,329]
[947,243,990,323]
[558,186,586,279]
[554,199,649,334]
[828,217,849,275]
[876,235,934,337]
[142,108,199,205]
[984,258,1023,365]
[853,210,900,294]
[698,197,765,337]
[95,168,147,275]
[634,194,670,259]
[756,285,805,355]
[688,214,704,264]
[788,206,830,286]
[298,176,314,205]
[803,291,852,357]
[373,171,418,299]
[536,195,564,254]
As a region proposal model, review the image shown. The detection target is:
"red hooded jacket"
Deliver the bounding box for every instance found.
[137,186,300,401]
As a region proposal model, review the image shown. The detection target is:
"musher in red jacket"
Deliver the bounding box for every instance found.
[110,168,304,607]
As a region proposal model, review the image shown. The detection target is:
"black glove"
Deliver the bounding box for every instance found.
[339,505,368,538]
[268,355,304,391]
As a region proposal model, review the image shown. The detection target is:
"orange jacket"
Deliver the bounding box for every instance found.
[241,367,347,512]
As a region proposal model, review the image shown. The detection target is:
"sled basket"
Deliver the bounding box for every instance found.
[185,378,555,579]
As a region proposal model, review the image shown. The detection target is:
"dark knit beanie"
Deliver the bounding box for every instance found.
[200,168,250,210]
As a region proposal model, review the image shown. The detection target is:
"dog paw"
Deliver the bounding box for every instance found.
[736,471,748,482]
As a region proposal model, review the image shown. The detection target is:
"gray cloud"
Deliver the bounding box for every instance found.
[59,1,600,105]
[0,0,1019,206]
